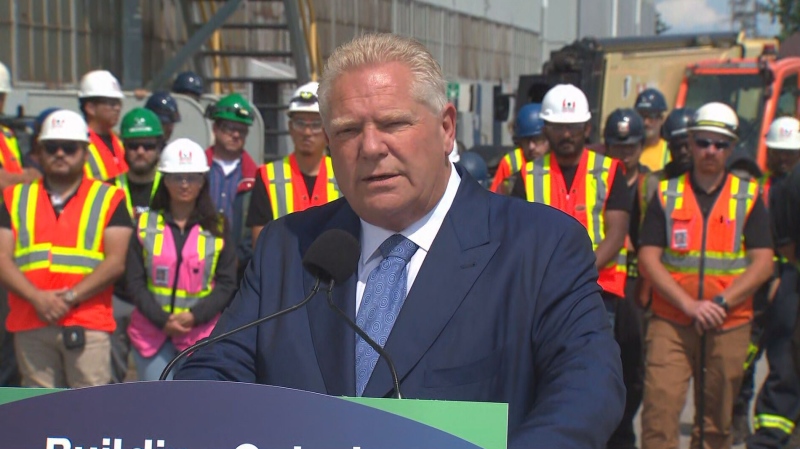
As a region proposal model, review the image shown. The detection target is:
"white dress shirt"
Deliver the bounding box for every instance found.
[356,164,462,313]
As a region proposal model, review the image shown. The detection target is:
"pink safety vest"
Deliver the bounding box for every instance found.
[128,211,224,357]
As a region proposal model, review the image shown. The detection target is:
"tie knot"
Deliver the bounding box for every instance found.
[379,234,418,263]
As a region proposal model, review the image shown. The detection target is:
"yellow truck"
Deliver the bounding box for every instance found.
[512,32,778,142]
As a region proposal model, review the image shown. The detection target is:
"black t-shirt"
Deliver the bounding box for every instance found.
[98,134,115,153]
[126,179,156,219]
[0,186,132,229]
[246,172,318,227]
[510,160,631,212]
[639,173,772,249]
[771,170,799,250]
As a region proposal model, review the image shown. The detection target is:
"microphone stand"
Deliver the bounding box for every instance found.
[159,278,322,381]
[325,280,403,399]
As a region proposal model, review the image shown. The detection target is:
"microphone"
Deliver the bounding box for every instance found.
[158,229,360,381]
[321,232,405,399]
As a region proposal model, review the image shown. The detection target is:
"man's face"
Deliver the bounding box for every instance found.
[518,134,549,161]
[638,109,665,141]
[767,148,800,176]
[667,137,691,166]
[85,98,122,128]
[689,131,734,176]
[124,137,162,176]
[213,120,249,154]
[39,140,88,180]
[289,111,327,158]
[543,121,589,159]
[606,142,643,172]
[325,61,456,232]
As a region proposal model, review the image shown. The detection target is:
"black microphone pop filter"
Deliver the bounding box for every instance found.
[302,229,361,284]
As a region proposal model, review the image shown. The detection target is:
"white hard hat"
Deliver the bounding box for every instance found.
[288,81,319,114]
[766,116,800,150]
[159,138,210,174]
[689,102,739,140]
[540,84,591,124]
[0,62,10,93]
[79,70,124,99]
[38,110,90,143]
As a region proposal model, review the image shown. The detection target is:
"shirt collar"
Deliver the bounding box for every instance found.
[360,164,461,264]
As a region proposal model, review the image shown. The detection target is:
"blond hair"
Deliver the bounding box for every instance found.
[318,33,447,119]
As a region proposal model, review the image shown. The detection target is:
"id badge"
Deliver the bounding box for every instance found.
[155,266,170,286]
[671,228,689,250]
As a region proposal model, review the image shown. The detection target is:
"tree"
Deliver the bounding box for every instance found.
[759,0,800,39]
[655,11,670,35]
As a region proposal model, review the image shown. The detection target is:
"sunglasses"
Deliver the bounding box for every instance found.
[124,142,159,152]
[164,173,205,185]
[694,138,731,151]
[546,123,585,133]
[42,142,82,156]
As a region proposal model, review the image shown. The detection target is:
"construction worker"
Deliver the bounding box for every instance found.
[125,138,236,380]
[638,102,774,449]
[172,71,204,102]
[741,116,800,449]
[78,69,128,181]
[0,61,39,387]
[510,84,630,327]
[640,107,696,212]
[205,93,257,278]
[0,110,132,388]
[635,88,670,172]
[457,151,490,189]
[144,91,181,142]
[603,108,648,449]
[489,102,547,194]
[247,82,339,245]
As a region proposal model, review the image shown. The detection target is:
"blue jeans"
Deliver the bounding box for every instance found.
[132,340,183,381]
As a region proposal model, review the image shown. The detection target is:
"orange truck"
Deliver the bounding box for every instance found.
[674,33,800,170]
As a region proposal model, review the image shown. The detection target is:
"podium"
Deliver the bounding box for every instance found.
[0,382,507,449]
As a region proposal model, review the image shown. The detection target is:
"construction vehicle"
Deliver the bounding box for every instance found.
[674,33,800,170]
[507,32,777,144]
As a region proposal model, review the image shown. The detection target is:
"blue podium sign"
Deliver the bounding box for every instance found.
[0,381,507,449]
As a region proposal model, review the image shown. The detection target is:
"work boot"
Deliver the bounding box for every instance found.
[731,413,751,445]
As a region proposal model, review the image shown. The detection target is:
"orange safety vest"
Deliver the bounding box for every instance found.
[85,130,128,181]
[2,178,125,332]
[257,154,340,219]
[522,150,627,297]
[490,148,526,193]
[0,126,23,174]
[651,173,758,329]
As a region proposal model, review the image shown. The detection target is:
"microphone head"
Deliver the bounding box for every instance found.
[302,229,361,284]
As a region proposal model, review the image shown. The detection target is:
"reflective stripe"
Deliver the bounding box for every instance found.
[266,158,293,218]
[730,176,757,253]
[139,212,164,257]
[660,140,670,167]
[80,182,112,251]
[85,142,109,180]
[660,176,684,242]
[585,151,609,247]
[325,157,341,200]
[117,172,162,219]
[754,414,795,434]
[523,155,549,204]
[661,251,750,273]
[14,246,50,271]
[505,148,524,173]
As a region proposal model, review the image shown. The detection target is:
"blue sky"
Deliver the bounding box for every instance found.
[655,0,780,36]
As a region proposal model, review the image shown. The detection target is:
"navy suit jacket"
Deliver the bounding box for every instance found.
[177,168,624,449]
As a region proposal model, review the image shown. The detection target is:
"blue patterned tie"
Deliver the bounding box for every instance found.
[355,234,419,396]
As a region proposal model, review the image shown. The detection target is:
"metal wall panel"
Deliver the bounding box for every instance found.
[578,0,613,38]
[618,0,638,37]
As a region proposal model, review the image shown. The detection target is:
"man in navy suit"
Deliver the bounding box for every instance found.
[176,33,624,449]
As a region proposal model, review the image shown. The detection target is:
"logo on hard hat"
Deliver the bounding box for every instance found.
[562,99,576,113]
[780,127,794,138]
[300,91,314,101]
[617,120,630,137]
[179,149,192,165]
[50,117,66,128]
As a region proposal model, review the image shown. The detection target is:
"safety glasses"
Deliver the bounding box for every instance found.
[164,173,205,185]
[693,138,731,151]
[290,118,324,134]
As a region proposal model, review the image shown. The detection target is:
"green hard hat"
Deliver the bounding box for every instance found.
[210,93,254,125]
[120,107,164,139]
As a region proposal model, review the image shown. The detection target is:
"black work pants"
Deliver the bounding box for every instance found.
[733,291,770,417]
[0,287,20,386]
[607,277,646,449]
[748,265,800,449]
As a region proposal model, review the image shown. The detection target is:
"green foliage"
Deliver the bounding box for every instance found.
[760,0,800,39]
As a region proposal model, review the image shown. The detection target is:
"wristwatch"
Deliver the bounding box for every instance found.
[712,294,729,312]
[63,290,78,306]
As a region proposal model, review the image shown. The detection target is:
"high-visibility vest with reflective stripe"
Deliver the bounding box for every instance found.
[522,150,627,297]
[116,172,162,222]
[257,154,340,219]
[85,130,128,181]
[137,211,224,314]
[0,126,23,174]
[2,178,124,332]
[652,173,758,329]
[490,148,526,193]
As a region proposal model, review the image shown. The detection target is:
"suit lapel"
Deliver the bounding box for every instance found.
[363,172,500,398]
[304,200,361,396]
